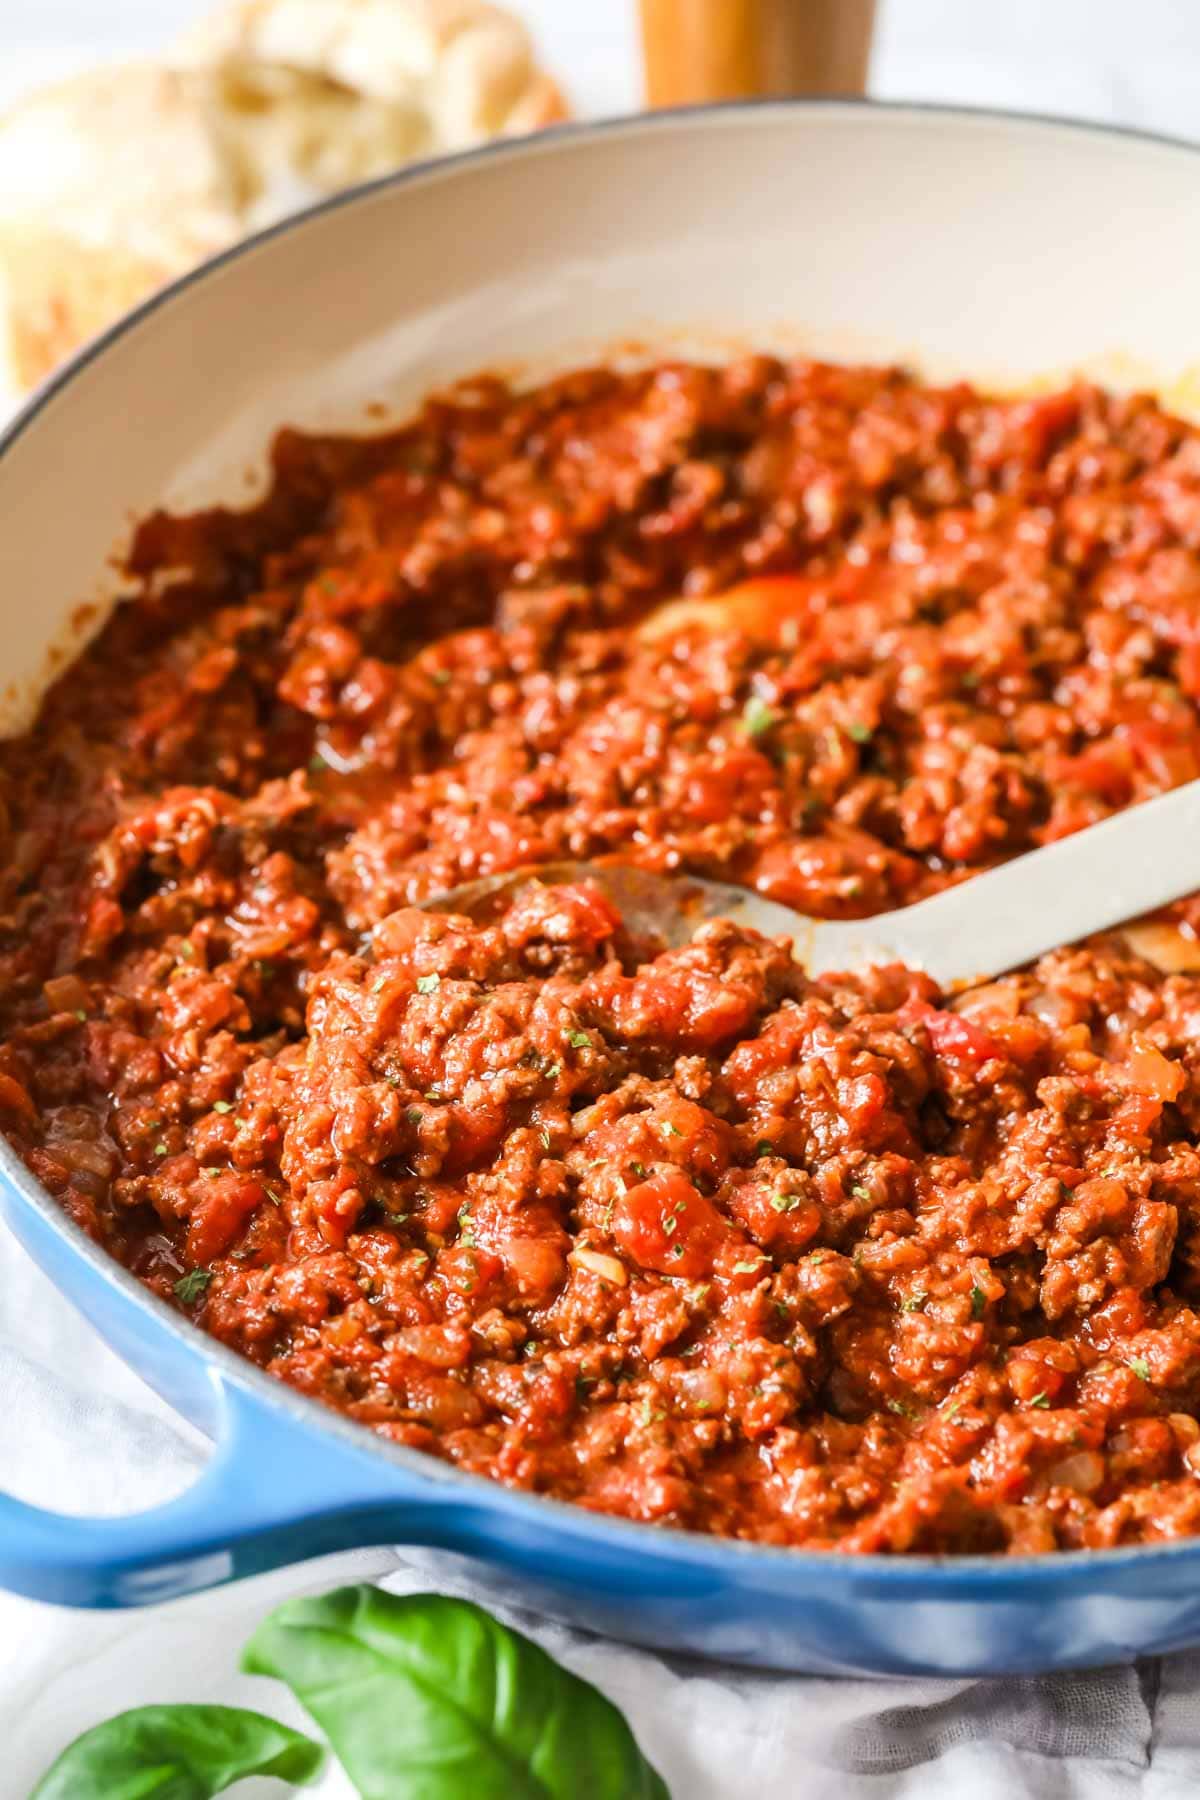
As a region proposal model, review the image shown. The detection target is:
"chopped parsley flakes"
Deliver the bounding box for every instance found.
[174,1269,212,1305]
[741,695,778,739]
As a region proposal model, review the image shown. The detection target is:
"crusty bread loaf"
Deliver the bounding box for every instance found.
[0,0,565,391]
[0,63,245,390]
[180,0,566,148]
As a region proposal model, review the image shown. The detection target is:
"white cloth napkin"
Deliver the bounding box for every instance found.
[5,1227,1200,1799]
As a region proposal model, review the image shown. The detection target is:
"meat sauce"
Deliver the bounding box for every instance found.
[7,357,1200,1553]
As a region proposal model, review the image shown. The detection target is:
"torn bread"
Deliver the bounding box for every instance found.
[0,0,564,390]
[180,0,566,155]
[0,64,243,390]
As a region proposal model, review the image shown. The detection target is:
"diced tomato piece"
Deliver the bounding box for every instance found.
[1121,720,1200,788]
[1006,1336,1074,1404]
[436,1243,502,1300]
[1048,740,1133,806]
[0,1070,36,1127]
[80,891,126,954]
[725,1174,820,1254]
[723,1014,809,1099]
[466,1196,570,1303]
[1088,1287,1148,1347]
[1123,1037,1185,1104]
[910,1005,1001,1067]
[595,966,759,1052]
[680,747,777,825]
[612,1170,730,1278]
[441,1104,508,1177]
[840,1072,891,1130]
[718,575,821,629]
[503,882,621,950]
[1111,1093,1163,1139]
[186,1172,269,1264]
[996,393,1080,467]
[955,982,1022,1024]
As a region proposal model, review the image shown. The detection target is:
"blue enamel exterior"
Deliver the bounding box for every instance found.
[6,102,1200,1675]
[9,1050,1200,1674]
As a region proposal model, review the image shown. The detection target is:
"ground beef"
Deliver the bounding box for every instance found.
[5,356,1200,1553]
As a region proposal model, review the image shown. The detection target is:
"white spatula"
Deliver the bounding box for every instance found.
[423,780,1200,988]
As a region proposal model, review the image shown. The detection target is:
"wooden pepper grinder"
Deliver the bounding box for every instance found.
[639,0,876,108]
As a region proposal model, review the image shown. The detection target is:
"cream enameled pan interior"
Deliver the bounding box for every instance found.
[3,102,1200,734]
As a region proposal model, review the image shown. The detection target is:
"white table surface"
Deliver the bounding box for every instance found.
[4,1,1200,1791]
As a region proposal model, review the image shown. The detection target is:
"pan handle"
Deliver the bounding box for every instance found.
[0,1368,469,1608]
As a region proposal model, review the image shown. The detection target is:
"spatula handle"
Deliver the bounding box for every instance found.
[812,779,1200,988]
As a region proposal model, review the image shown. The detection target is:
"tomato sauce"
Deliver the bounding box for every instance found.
[6,357,1200,1553]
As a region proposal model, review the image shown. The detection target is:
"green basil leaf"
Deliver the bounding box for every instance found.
[31,1703,323,1800]
[243,1585,670,1800]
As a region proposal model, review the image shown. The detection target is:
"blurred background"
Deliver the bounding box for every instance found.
[6,0,1200,134]
[1,1,1198,402]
